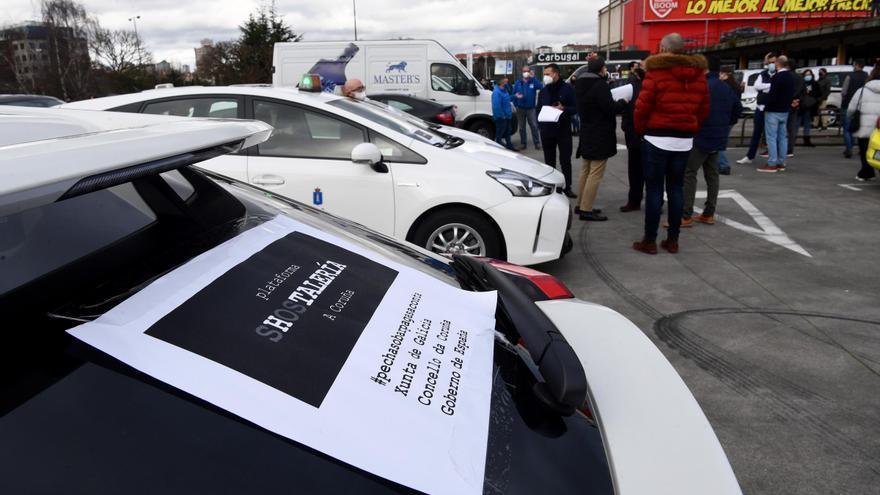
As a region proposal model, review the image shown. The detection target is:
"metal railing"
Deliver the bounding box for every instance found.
[731,107,845,147]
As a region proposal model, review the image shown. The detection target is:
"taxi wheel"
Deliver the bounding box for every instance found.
[412,208,503,260]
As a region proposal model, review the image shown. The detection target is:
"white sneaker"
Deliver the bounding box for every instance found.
[786,153,794,158]
[736,156,752,164]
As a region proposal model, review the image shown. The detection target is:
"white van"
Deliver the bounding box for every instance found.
[272,40,498,137]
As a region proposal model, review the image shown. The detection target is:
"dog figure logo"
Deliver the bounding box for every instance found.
[386,61,407,73]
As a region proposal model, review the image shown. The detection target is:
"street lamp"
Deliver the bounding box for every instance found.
[352,0,358,40]
[128,15,143,67]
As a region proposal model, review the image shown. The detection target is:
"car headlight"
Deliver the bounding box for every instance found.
[743,97,756,105]
[487,169,554,197]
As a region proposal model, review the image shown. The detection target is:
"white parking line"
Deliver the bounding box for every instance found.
[838,183,880,191]
[694,189,811,258]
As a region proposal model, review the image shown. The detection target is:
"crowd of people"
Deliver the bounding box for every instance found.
[489,33,880,255]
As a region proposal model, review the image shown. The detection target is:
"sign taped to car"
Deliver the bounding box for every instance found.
[68,215,498,495]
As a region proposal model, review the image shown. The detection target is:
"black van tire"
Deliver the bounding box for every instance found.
[467,119,494,139]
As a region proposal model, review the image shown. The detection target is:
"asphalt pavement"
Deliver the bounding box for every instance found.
[520,136,880,495]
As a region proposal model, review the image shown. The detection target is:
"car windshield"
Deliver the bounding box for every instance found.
[327,97,451,147]
[1,166,612,494]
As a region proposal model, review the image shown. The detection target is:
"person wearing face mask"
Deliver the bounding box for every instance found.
[512,65,544,150]
[757,55,796,173]
[797,69,820,147]
[538,63,578,197]
[341,79,367,101]
[491,77,516,150]
[736,52,776,165]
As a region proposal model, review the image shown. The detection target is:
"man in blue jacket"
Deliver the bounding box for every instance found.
[491,77,515,150]
[539,63,578,197]
[683,56,742,225]
[758,55,795,172]
[512,66,543,150]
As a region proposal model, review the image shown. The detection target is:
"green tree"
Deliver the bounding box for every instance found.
[235,3,302,83]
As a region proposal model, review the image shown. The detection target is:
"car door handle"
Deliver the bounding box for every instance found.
[251,174,285,186]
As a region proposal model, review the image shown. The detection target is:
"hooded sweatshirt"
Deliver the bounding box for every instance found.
[634,53,710,138]
[846,79,880,139]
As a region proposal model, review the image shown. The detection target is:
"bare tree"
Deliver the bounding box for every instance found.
[41,0,95,100]
[91,28,144,73]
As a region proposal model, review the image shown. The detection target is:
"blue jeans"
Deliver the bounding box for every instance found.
[746,108,765,159]
[764,111,789,166]
[516,107,540,146]
[843,110,854,152]
[719,150,730,172]
[719,124,733,172]
[643,140,689,242]
[494,118,514,149]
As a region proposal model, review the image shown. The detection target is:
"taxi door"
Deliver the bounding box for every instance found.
[245,97,396,235]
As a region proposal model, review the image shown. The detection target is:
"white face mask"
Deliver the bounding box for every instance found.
[352,91,366,101]
[522,72,530,79]
[543,75,554,85]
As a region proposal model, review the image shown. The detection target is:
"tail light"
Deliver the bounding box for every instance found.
[482,258,574,300]
[435,111,455,126]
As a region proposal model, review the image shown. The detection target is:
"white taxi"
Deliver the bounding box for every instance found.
[64,86,571,266]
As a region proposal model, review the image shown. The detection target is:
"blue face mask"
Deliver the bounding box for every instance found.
[804,76,813,82]
[767,63,776,73]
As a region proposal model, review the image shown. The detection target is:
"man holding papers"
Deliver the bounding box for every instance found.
[538,63,578,198]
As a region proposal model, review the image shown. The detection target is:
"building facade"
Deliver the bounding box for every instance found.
[598,0,873,53]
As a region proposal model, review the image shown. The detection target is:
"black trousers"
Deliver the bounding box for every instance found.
[625,132,644,206]
[787,108,798,154]
[541,130,573,188]
[858,137,877,180]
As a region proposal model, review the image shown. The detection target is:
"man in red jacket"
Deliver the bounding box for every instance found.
[632,33,710,255]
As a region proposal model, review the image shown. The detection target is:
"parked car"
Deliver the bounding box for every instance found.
[719,27,768,43]
[796,64,874,126]
[64,86,571,266]
[734,69,763,112]
[0,94,63,107]
[0,105,742,495]
[369,93,457,126]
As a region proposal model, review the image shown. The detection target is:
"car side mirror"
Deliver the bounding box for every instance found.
[351,143,388,173]
[467,79,480,97]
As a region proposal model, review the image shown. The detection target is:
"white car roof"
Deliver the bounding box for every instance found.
[62,86,344,111]
[0,106,272,215]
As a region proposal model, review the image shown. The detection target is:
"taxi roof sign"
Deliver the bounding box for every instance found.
[299,74,322,92]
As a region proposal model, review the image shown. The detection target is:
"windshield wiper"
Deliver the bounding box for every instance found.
[451,255,587,416]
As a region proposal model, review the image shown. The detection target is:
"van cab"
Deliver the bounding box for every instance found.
[272,40,498,137]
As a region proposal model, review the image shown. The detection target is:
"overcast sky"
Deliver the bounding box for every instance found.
[3,0,602,69]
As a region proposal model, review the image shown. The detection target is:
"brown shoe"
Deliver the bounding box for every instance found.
[660,239,679,253]
[696,214,715,225]
[632,240,658,255]
[664,217,693,228]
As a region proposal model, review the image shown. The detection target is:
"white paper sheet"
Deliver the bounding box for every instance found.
[68,215,497,495]
[537,105,563,122]
[611,83,634,103]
